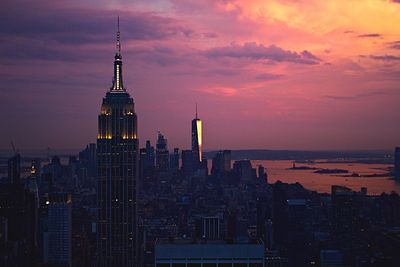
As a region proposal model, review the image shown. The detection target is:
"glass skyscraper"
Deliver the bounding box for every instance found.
[97,19,138,266]
[191,105,202,169]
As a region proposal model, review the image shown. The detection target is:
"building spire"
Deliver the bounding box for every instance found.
[111,16,125,92]
[195,103,198,119]
[116,16,121,57]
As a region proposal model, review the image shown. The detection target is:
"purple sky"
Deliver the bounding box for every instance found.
[1,0,400,151]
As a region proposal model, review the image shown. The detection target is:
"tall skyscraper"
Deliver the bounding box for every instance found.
[169,148,180,171]
[145,140,155,170]
[211,150,231,178]
[7,153,20,184]
[156,132,169,171]
[181,150,194,176]
[97,18,138,266]
[191,104,202,170]
[44,193,72,267]
[395,147,400,181]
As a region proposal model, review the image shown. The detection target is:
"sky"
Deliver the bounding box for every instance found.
[0,0,400,151]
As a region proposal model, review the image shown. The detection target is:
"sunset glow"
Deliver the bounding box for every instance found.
[0,0,399,150]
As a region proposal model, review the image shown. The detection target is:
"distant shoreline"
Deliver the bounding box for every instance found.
[0,148,394,162]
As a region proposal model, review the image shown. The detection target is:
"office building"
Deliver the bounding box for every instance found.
[45,193,72,267]
[97,19,138,266]
[155,239,264,267]
[156,132,169,171]
[195,216,221,240]
[233,160,254,182]
[395,147,400,181]
[181,150,194,176]
[258,165,268,183]
[211,150,231,178]
[320,250,344,267]
[170,148,180,171]
[0,158,38,265]
[7,153,20,184]
[192,105,202,170]
[145,140,155,170]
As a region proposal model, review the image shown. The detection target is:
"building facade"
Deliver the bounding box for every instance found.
[156,132,169,171]
[395,147,400,181]
[155,239,264,267]
[97,20,139,267]
[191,106,202,170]
[45,193,72,267]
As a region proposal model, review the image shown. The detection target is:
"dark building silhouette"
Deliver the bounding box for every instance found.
[395,147,400,181]
[78,143,97,186]
[181,150,194,176]
[195,216,220,240]
[211,150,231,178]
[44,193,72,267]
[169,148,180,171]
[224,208,238,241]
[272,181,289,249]
[97,19,138,267]
[0,156,38,266]
[7,153,20,184]
[191,105,202,170]
[145,140,155,170]
[156,132,169,171]
[258,164,268,183]
[232,159,254,182]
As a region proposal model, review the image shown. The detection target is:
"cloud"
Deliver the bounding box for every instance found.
[0,1,191,43]
[130,45,185,67]
[325,91,389,101]
[369,55,400,61]
[255,73,284,80]
[388,41,400,50]
[198,86,238,97]
[204,42,321,65]
[357,33,382,38]
[0,0,193,62]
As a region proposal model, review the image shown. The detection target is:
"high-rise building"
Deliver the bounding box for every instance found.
[156,132,169,171]
[145,140,155,170]
[78,143,97,183]
[0,156,38,266]
[181,150,194,176]
[232,159,254,181]
[211,150,231,178]
[258,164,268,183]
[191,105,203,170]
[395,147,400,181]
[7,153,20,184]
[155,239,265,267]
[44,193,72,267]
[26,162,39,248]
[169,148,180,171]
[195,216,221,240]
[97,18,138,266]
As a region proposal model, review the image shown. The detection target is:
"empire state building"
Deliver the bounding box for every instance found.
[97,19,138,267]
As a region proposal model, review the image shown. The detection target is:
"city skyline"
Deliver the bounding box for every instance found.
[1,0,400,151]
